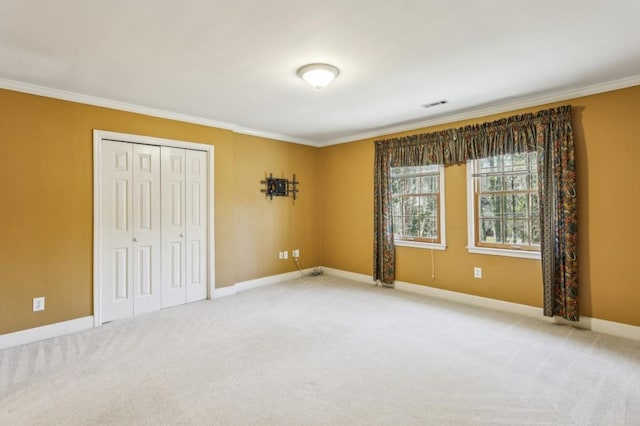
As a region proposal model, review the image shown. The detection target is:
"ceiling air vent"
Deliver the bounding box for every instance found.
[422,100,448,108]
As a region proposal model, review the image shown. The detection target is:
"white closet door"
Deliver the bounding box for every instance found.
[132,144,161,315]
[101,141,134,322]
[185,150,208,303]
[98,138,210,323]
[161,147,187,308]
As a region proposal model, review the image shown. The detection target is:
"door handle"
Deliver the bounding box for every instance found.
[179,233,184,238]
[133,237,138,242]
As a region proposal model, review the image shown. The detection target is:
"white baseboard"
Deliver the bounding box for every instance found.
[213,268,314,299]
[0,316,94,351]
[321,267,640,342]
[394,280,543,320]
[213,285,237,299]
[236,270,306,292]
[553,316,640,342]
[320,267,375,284]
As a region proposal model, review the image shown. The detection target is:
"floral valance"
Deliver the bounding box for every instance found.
[376,106,569,167]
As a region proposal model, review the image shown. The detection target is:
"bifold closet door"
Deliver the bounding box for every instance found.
[101,141,161,322]
[161,147,186,308]
[185,149,207,303]
[161,147,208,307]
[131,144,162,315]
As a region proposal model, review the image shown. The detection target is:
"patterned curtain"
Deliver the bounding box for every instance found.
[373,106,578,320]
[536,107,578,320]
[373,142,394,286]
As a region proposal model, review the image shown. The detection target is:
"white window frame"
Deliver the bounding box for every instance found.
[392,164,447,251]
[466,158,540,260]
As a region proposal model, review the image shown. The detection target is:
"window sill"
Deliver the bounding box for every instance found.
[395,240,447,251]
[467,246,540,260]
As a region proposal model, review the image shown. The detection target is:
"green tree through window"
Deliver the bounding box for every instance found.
[473,153,539,251]
[390,165,442,243]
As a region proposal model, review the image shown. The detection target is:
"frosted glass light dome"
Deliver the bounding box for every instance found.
[297,63,339,89]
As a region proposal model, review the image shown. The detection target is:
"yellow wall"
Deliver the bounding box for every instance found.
[0,88,320,335]
[2,84,640,336]
[233,134,320,282]
[319,85,640,327]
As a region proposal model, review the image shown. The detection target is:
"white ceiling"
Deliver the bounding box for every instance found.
[1,0,639,146]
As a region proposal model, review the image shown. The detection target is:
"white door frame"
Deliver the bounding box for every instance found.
[93,130,215,327]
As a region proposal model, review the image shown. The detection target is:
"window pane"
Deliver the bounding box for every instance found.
[390,177,402,195]
[420,175,438,193]
[403,197,418,217]
[531,222,541,245]
[503,154,513,170]
[421,217,437,239]
[479,219,502,243]
[405,177,420,194]
[417,196,437,238]
[393,216,403,238]
[406,214,422,237]
[481,176,503,192]
[419,195,437,213]
[416,201,429,218]
[504,174,528,191]
[404,216,415,238]
[508,153,528,171]
[390,165,442,243]
[503,194,528,217]
[473,151,538,251]
[530,194,539,215]
[479,194,502,218]
[391,197,402,216]
[479,157,499,172]
[504,219,529,245]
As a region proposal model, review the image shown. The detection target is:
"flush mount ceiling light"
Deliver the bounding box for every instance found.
[297,63,339,89]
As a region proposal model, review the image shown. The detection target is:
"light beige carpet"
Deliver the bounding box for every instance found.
[1,275,639,425]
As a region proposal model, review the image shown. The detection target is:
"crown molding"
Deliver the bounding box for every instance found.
[3,74,639,148]
[319,74,640,146]
[233,125,319,146]
[0,77,319,146]
[0,77,239,130]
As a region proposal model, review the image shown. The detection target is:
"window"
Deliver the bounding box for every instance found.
[390,164,446,250]
[467,152,540,259]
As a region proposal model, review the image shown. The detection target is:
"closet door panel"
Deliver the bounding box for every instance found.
[101,141,134,322]
[185,150,208,302]
[161,147,187,308]
[132,144,161,315]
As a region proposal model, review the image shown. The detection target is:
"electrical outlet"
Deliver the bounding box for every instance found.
[33,296,45,312]
[278,251,284,259]
[283,251,289,259]
[474,267,482,279]
[292,249,300,258]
